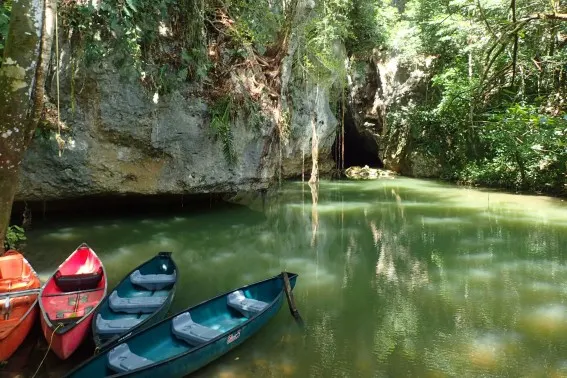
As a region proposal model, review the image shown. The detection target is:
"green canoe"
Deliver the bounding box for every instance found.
[92,252,177,351]
[66,272,298,377]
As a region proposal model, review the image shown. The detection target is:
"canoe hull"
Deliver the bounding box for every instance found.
[40,310,94,360]
[120,292,283,378]
[39,244,107,360]
[0,251,41,362]
[0,304,38,361]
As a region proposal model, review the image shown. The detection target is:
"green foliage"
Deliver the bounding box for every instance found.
[209,90,267,165]
[210,96,236,165]
[292,0,388,83]
[279,108,291,143]
[301,0,351,82]
[345,0,382,55]
[374,0,567,194]
[4,225,26,251]
[225,0,283,52]
[0,0,11,63]
[60,0,208,92]
[34,127,54,140]
[460,105,567,193]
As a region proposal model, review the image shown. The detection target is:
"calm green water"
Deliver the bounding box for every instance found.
[17,178,567,377]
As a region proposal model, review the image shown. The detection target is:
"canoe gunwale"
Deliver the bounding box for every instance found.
[92,252,178,351]
[38,243,108,335]
[107,271,297,377]
[0,296,39,341]
[0,288,41,298]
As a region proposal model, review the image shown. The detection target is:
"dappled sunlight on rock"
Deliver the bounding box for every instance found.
[257,230,276,244]
[37,271,53,282]
[295,267,337,288]
[425,331,521,376]
[98,246,134,262]
[466,268,496,283]
[467,332,520,369]
[421,216,471,226]
[442,267,497,286]
[499,260,567,282]
[423,369,451,378]
[216,371,244,378]
[43,230,77,240]
[286,201,373,214]
[549,361,567,378]
[459,236,506,247]
[277,361,297,376]
[455,252,494,262]
[520,304,567,338]
[522,281,565,301]
[209,251,237,264]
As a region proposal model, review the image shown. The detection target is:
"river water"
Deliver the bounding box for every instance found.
[9,178,567,377]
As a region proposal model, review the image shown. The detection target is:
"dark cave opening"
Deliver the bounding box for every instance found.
[332,106,383,169]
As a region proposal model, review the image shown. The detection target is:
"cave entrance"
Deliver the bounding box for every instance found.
[332,106,383,169]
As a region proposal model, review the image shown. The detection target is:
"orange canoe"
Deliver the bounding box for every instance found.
[0,250,41,362]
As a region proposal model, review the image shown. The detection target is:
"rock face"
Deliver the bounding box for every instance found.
[16,65,337,201]
[347,53,431,176]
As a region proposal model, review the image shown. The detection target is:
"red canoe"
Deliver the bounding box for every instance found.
[39,243,107,360]
[0,250,41,362]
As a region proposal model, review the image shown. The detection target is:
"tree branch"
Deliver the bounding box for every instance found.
[511,0,518,85]
[522,12,567,22]
[476,0,497,39]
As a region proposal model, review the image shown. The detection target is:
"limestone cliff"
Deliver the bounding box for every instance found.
[347,52,441,178]
[17,59,337,201]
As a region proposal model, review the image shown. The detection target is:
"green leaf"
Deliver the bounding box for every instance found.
[177,68,188,81]
[125,0,138,12]
[181,48,191,64]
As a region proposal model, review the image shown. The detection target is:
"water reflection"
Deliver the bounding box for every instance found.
[13,178,567,377]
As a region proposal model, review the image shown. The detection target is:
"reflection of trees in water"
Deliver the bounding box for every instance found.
[372,291,420,367]
[309,181,319,248]
[309,312,337,376]
[261,182,436,375]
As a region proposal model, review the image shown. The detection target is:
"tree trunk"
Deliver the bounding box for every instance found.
[0,0,54,253]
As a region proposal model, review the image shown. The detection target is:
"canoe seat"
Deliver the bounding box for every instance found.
[227,290,268,318]
[172,312,222,345]
[95,314,143,335]
[130,270,176,291]
[54,267,103,292]
[108,292,166,314]
[107,343,154,373]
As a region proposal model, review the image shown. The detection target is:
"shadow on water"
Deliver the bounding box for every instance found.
[1,319,94,377]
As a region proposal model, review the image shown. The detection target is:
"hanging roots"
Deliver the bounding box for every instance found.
[55,133,65,156]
